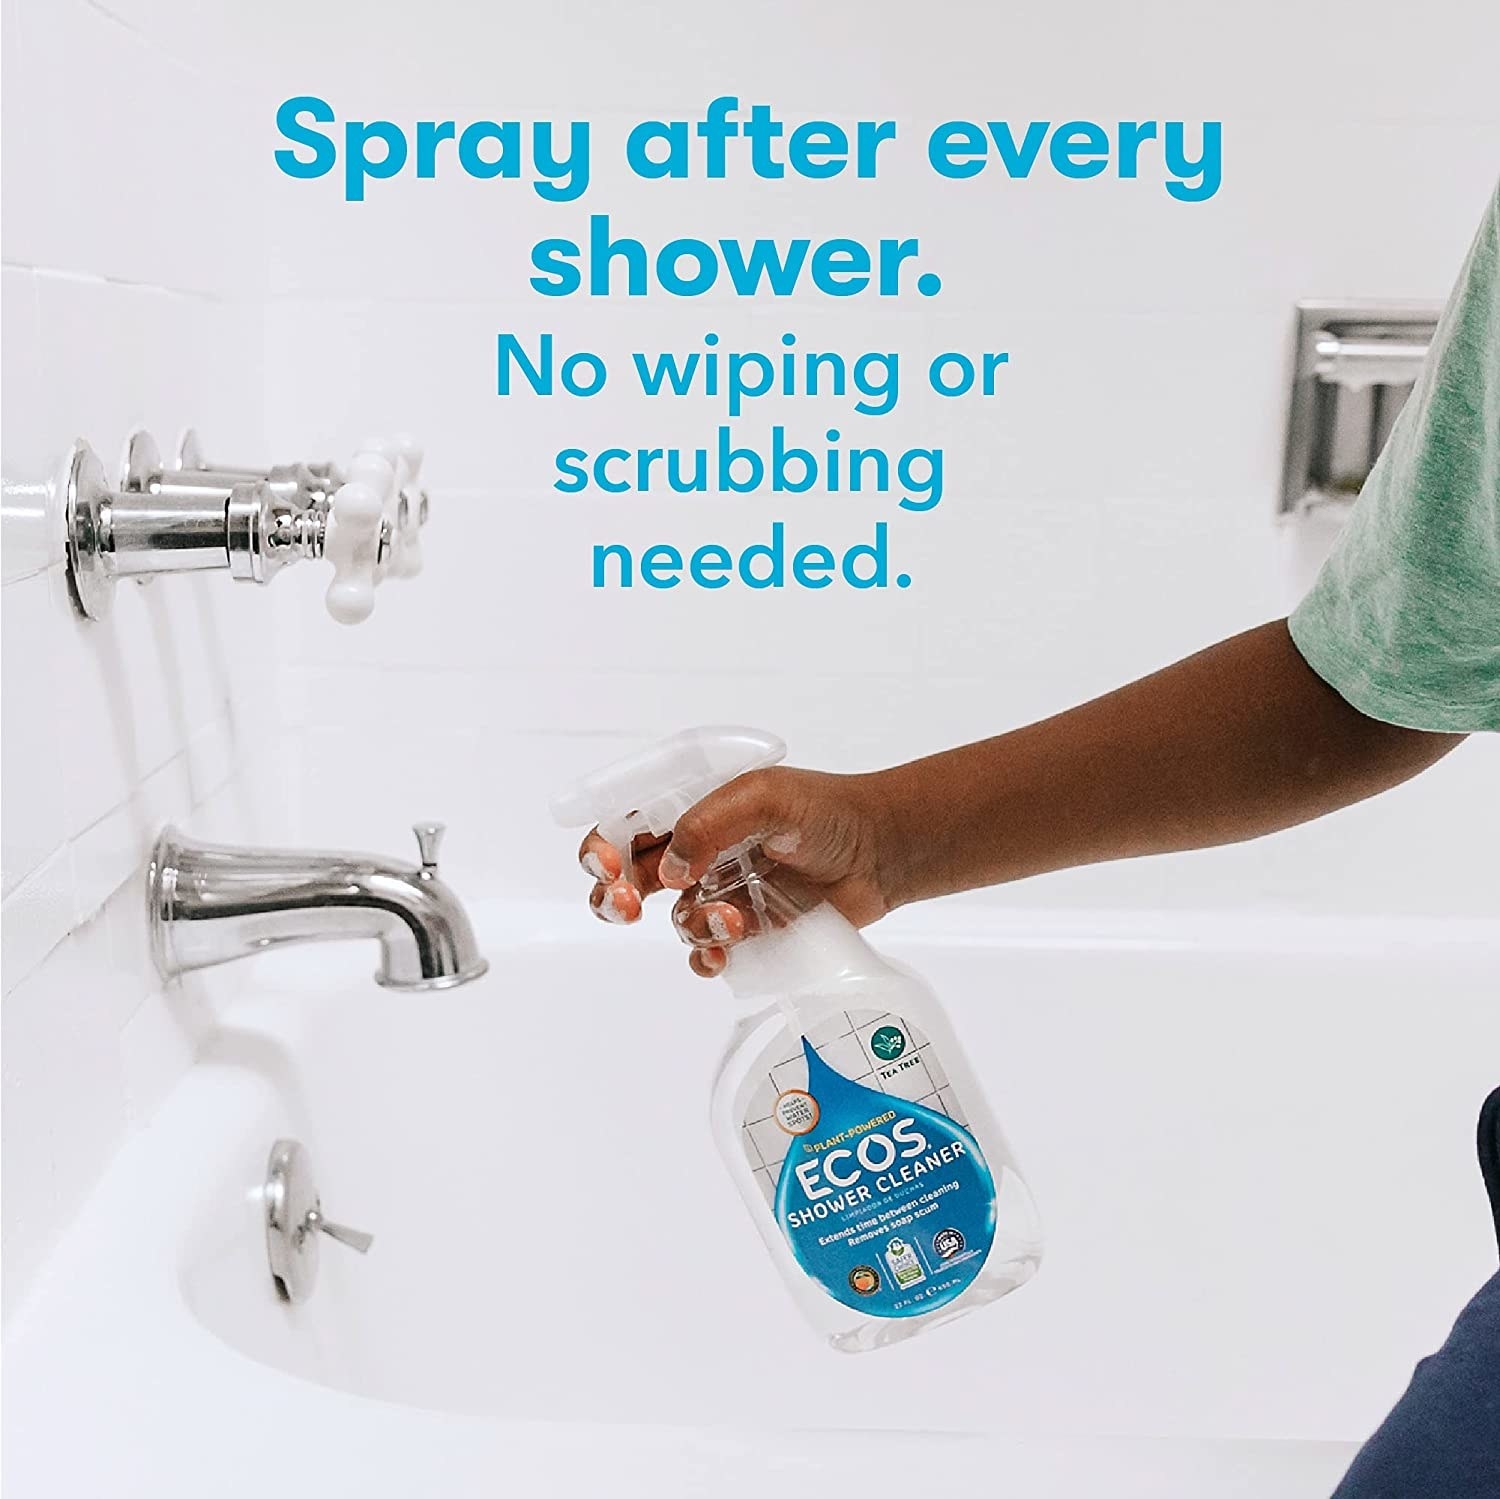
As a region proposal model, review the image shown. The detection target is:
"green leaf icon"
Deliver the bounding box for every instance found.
[870,1025,906,1061]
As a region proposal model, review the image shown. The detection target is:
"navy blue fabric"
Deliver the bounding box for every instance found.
[1480,1087,1500,1257]
[1331,1270,1500,1497]
[1332,1088,1500,1498]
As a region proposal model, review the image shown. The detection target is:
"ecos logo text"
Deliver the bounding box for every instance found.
[792,1117,929,1201]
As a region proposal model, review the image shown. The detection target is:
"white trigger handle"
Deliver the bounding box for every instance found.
[360,433,425,579]
[324,454,394,625]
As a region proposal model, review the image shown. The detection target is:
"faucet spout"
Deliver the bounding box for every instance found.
[148,825,489,991]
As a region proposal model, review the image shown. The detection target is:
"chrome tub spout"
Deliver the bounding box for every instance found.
[148,823,488,992]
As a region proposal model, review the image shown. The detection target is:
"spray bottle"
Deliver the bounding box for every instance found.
[552,726,1042,1352]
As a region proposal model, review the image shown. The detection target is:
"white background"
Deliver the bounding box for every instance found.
[3,0,1498,1320]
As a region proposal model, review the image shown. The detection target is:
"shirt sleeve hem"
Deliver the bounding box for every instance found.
[1287,611,1498,733]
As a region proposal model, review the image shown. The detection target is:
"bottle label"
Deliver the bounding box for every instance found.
[740,1012,997,1319]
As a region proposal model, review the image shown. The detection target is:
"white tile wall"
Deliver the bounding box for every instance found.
[4,0,1499,1318]
[1,0,272,1319]
[249,1,1500,914]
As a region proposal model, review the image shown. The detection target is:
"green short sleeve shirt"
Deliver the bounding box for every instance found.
[1288,180,1500,733]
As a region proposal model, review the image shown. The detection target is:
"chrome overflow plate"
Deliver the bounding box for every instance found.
[264,1138,374,1304]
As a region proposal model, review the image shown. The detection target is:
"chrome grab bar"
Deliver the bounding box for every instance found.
[1280,300,1441,516]
[1312,333,1430,391]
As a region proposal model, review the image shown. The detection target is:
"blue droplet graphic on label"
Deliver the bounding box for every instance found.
[774,1040,996,1318]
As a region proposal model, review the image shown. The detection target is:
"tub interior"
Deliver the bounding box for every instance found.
[182,911,1500,1443]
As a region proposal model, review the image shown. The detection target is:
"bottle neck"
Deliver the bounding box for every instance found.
[721,903,883,1006]
[678,845,889,1010]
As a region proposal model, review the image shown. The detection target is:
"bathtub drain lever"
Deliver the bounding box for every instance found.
[265,1138,374,1303]
[305,1207,374,1254]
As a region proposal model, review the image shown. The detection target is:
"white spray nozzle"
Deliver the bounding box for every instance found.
[550,726,786,857]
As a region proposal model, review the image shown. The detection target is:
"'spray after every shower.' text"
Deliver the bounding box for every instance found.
[272,96,1225,588]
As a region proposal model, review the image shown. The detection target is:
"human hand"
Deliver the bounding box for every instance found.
[577,767,895,977]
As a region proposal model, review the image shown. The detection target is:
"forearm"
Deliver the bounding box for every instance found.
[878,620,1464,907]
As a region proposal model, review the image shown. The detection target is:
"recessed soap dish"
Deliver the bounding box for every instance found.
[1280,300,1441,516]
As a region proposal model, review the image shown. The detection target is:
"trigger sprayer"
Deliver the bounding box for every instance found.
[552,727,1042,1353]
[548,725,785,894]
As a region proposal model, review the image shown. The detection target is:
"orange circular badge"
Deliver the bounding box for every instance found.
[773,1089,820,1135]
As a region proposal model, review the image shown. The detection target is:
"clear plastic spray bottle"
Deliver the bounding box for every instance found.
[553,727,1042,1352]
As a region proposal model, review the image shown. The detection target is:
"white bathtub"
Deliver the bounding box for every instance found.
[5,899,1497,1497]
